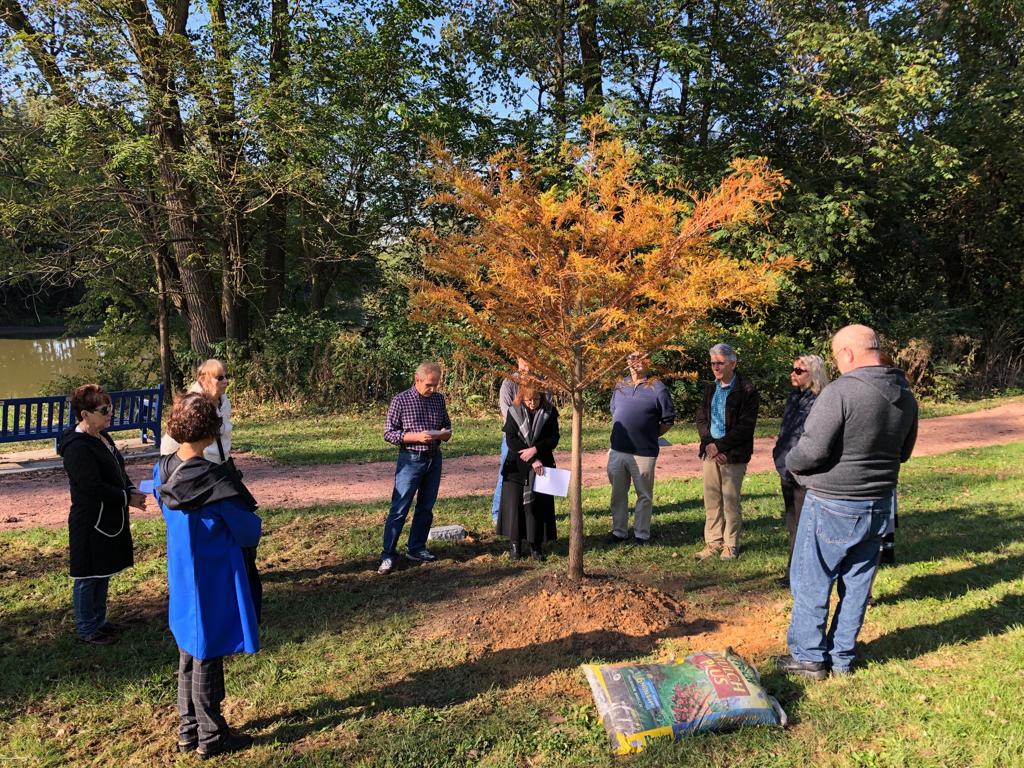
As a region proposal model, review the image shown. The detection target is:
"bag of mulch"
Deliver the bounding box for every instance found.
[582,648,787,755]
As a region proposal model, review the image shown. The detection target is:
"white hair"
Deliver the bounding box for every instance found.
[709,343,737,362]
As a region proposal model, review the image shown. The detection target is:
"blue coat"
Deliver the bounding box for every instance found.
[154,462,261,660]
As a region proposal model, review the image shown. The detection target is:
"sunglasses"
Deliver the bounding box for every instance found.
[791,367,808,375]
[214,374,230,382]
[90,405,112,416]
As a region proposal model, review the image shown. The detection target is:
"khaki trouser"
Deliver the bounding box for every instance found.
[702,459,748,550]
[607,449,658,540]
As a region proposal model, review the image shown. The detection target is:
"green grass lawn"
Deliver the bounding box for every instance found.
[2,443,1023,766]
[234,410,784,465]
[234,392,1024,465]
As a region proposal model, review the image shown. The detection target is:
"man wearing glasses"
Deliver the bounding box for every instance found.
[694,343,760,561]
[774,324,917,679]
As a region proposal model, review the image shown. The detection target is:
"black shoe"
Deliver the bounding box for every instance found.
[509,543,521,560]
[198,731,253,760]
[775,576,790,588]
[79,628,117,646]
[606,533,628,545]
[406,549,437,563]
[633,537,651,546]
[100,621,124,635]
[176,739,198,754]
[771,654,829,681]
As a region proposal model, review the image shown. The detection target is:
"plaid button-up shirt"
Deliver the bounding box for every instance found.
[384,386,452,453]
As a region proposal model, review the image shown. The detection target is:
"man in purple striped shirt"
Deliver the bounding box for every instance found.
[378,362,453,575]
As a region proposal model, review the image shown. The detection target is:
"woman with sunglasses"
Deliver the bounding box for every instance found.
[58,384,146,644]
[772,355,830,587]
[160,359,233,464]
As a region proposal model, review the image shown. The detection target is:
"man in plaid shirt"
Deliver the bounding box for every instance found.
[378,362,453,575]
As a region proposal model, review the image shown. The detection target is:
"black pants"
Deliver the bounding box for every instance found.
[177,650,228,748]
[781,479,807,579]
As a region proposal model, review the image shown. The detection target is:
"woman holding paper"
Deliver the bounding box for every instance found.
[498,385,560,560]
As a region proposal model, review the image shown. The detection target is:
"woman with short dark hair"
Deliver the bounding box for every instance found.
[153,391,261,759]
[58,384,146,645]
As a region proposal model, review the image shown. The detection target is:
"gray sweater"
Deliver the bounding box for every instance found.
[786,366,918,500]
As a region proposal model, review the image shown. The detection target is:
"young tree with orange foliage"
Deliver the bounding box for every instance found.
[414,119,792,581]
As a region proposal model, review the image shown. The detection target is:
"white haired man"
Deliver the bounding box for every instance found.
[694,343,759,561]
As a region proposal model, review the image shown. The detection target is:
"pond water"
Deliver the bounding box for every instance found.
[0,333,96,398]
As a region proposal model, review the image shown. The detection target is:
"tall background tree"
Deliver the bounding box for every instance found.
[1,0,1021,401]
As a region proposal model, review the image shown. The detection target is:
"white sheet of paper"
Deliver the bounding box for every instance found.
[532,467,570,497]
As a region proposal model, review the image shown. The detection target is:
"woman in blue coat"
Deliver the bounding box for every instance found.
[154,392,261,759]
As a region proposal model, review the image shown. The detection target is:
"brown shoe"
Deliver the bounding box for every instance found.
[694,546,720,561]
[720,547,739,560]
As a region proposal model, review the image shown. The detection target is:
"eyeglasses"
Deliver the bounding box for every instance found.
[791,367,808,375]
[90,405,112,416]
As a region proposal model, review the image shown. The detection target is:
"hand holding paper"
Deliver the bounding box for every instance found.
[532,467,570,497]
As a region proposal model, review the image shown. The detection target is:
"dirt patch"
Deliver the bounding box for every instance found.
[420,571,690,657]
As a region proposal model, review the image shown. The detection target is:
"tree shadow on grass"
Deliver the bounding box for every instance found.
[877,552,1024,604]
[859,592,1024,664]
[896,504,1024,564]
[247,623,710,745]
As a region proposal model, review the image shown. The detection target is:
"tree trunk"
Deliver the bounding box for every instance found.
[567,348,585,581]
[153,247,174,395]
[576,0,603,107]
[698,0,721,149]
[263,0,290,319]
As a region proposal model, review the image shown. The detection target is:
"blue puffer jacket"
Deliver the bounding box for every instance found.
[772,389,817,481]
[154,458,261,660]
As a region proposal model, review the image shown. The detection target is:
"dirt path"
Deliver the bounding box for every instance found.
[3,401,1023,531]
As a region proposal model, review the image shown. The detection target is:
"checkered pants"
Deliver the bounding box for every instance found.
[177,649,229,747]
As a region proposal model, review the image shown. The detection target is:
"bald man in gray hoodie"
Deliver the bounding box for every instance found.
[774,325,918,679]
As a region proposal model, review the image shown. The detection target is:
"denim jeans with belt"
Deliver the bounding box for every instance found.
[72,576,110,638]
[787,490,892,672]
[381,449,443,560]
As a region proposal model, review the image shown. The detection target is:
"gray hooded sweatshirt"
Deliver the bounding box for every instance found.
[786,366,918,500]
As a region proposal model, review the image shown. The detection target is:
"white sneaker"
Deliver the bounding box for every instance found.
[377,557,394,575]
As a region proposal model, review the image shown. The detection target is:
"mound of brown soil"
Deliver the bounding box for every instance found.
[420,570,690,658]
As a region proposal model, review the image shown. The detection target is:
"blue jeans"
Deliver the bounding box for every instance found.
[73,577,110,638]
[491,436,508,522]
[381,450,443,560]
[787,491,892,671]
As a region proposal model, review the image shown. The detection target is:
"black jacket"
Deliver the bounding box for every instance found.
[501,404,560,483]
[57,427,135,578]
[695,373,760,464]
[772,388,817,480]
